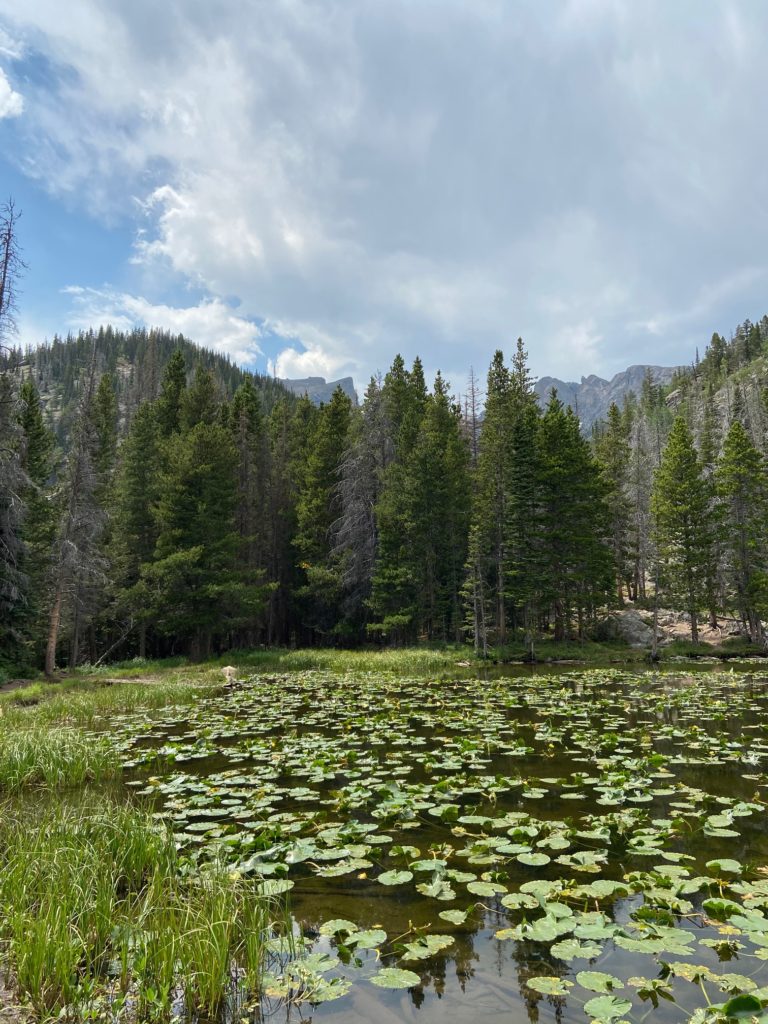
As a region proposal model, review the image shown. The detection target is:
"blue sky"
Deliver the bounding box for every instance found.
[1,1,768,393]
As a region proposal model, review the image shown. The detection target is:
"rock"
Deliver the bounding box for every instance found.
[280,376,358,406]
[533,365,682,430]
[596,609,657,647]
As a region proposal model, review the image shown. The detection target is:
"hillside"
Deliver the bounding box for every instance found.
[2,326,292,443]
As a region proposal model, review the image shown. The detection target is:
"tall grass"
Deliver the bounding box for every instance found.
[0,801,284,1021]
[0,726,118,791]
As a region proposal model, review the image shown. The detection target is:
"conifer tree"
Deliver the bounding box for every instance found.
[155,349,187,436]
[143,420,262,658]
[594,402,631,604]
[333,376,392,634]
[369,359,434,641]
[651,416,714,643]
[16,378,56,658]
[536,393,613,639]
[468,351,511,646]
[111,402,161,657]
[45,349,106,674]
[0,373,26,666]
[408,373,470,639]
[715,421,768,644]
[506,339,541,645]
[294,387,351,638]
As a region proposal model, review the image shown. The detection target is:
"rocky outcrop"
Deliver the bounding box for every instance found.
[534,364,682,429]
[596,609,660,647]
[281,376,358,406]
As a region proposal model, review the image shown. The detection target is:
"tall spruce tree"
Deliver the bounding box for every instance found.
[651,416,714,643]
[594,402,631,604]
[111,402,161,657]
[16,378,56,660]
[715,421,768,644]
[536,392,613,640]
[467,351,511,647]
[294,387,352,638]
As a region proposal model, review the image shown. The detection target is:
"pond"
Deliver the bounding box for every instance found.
[115,667,768,1023]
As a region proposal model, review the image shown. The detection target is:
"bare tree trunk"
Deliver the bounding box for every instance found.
[45,586,63,677]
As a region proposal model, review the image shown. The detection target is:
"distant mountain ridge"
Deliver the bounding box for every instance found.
[534,364,683,429]
[281,376,358,405]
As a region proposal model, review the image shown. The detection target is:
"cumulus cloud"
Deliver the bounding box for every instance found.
[3,0,768,384]
[63,287,263,365]
[0,66,22,118]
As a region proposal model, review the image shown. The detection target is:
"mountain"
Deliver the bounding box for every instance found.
[534,364,683,429]
[281,376,358,405]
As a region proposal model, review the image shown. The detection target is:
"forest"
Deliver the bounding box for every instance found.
[2,300,768,674]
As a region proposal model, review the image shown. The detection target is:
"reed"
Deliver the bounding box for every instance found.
[0,801,285,1021]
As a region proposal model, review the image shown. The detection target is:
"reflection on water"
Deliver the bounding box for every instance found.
[117,665,768,1023]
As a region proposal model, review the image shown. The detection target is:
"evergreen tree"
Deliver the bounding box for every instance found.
[651,417,714,643]
[715,421,768,644]
[594,402,631,604]
[333,375,389,632]
[294,387,352,638]
[467,351,511,647]
[180,363,219,430]
[16,378,56,660]
[111,402,161,657]
[0,373,26,667]
[142,420,265,658]
[505,339,542,647]
[536,393,613,639]
[155,349,187,436]
[45,350,106,674]
[408,373,471,639]
[369,359,435,642]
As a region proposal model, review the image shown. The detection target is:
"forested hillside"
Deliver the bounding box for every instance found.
[2,312,768,674]
[1,326,290,444]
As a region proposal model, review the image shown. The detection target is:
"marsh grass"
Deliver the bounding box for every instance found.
[0,726,118,791]
[0,801,284,1021]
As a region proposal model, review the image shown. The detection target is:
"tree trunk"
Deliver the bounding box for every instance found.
[45,586,63,677]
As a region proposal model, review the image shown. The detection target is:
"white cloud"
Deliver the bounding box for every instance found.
[3,1,768,385]
[0,66,22,118]
[63,286,263,364]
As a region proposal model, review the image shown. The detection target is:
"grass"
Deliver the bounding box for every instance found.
[0,726,118,791]
[0,800,286,1021]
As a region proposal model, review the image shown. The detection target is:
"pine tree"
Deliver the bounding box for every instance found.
[594,402,631,604]
[294,387,351,638]
[155,349,187,436]
[180,363,219,430]
[468,351,511,646]
[333,375,389,632]
[506,339,542,647]
[143,420,263,658]
[16,378,56,659]
[0,372,26,666]
[369,359,434,642]
[45,349,106,674]
[111,402,161,657]
[536,393,613,639]
[715,421,768,644]
[408,373,471,639]
[651,416,714,643]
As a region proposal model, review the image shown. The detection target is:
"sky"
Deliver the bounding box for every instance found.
[1,0,768,394]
